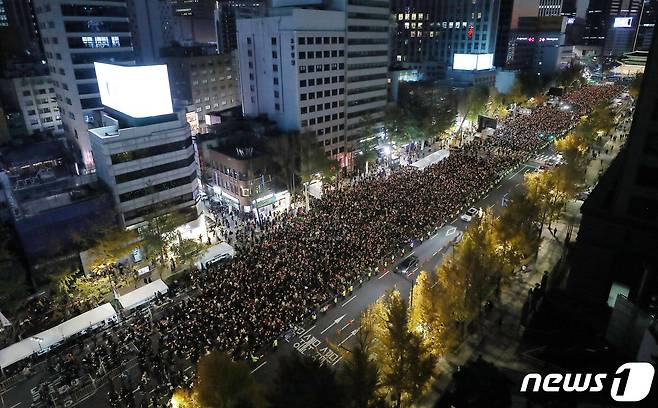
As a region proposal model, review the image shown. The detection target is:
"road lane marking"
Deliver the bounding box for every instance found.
[483,194,489,199]
[341,295,357,307]
[338,328,360,347]
[507,166,524,180]
[378,270,390,280]
[321,314,346,334]
[250,361,267,374]
[9,403,21,408]
[445,227,457,236]
[331,356,343,366]
[297,325,316,337]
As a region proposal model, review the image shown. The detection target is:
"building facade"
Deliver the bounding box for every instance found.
[508,16,571,75]
[568,24,658,311]
[214,0,264,55]
[0,75,62,135]
[90,111,199,228]
[33,0,135,169]
[538,0,577,17]
[237,0,389,161]
[161,45,241,135]
[635,0,657,52]
[391,0,500,81]
[583,0,645,56]
[0,0,43,58]
[127,0,178,63]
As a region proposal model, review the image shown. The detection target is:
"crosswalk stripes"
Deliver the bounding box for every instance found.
[533,153,560,163]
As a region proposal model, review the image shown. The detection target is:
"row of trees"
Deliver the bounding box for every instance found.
[266,132,337,205]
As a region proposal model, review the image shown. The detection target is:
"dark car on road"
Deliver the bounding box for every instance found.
[395,255,419,274]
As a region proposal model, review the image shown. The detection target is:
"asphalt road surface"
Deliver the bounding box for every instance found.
[0,146,559,408]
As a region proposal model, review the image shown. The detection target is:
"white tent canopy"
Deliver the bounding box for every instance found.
[0,303,117,369]
[195,242,235,269]
[410,149,450,171]
[118,279,169,311]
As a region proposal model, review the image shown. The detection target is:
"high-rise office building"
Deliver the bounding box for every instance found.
[568,24,658,310]
[538,0,564,17]
[538,0,577,17]
[391,0,500,81]
[0,0,43,59]
[494,0,515,69]
[161,45,241,134]
[583,0,644,56]
[237,0,390,162]
[127,0,178,63]
[0,73,62,136]
[214,0,264,55]
[169,0,216,44]
[33,0,135,169]
[635,0,657,51]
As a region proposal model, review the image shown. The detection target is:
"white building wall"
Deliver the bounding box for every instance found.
[237,9,348,156]
[34,0,135,169]
[89,112,198,228]
[11,76,63,135]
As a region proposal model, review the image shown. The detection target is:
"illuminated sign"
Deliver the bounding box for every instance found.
[614,17,633,28]
[453,53,494,71]
[94,63,174,118]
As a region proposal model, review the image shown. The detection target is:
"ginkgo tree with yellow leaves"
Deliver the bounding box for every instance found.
[361,290,436,408]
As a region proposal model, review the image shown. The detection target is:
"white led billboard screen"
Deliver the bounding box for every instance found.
[94,63,174,118]
[453,53,494,71]
[613,17,633,28]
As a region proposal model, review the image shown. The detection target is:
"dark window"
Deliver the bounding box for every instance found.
[114,154,196,184]
[111,137,192,164]
[123,193,194,222]
[119,172,197,202]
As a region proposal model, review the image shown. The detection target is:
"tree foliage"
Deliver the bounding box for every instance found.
[194,351,266,408]
[555,64,585,89]
[409,271,459,358]
[269,354,344,408]
[440,357,512,408]
[139,210,188,266]
[171,238,207,269]
[438,211,502,322]
[385,86,456,146]
[363,290,435,408]
[0,223,28,317]
[338,322,382,408]
[268,132,337,195]
[86,226,139,272]
[629,73,643,99]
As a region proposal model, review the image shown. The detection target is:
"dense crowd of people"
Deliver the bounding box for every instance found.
[7,84,624,407]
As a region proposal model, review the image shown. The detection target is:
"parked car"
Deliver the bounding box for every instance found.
[460,207,478,222]
[395,255,419,274]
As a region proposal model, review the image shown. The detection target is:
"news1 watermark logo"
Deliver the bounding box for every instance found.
[520,362,655,402]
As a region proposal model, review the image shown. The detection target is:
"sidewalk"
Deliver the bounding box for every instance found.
[417,211,577,407]
[418,105,634,407]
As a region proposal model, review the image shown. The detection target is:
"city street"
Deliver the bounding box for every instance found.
[251,146,558,382]
[0,146,557,408]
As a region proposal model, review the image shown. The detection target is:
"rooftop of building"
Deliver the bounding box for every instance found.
[13,176,107,218]
[618,51,649,66]
[0,140,69,171]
